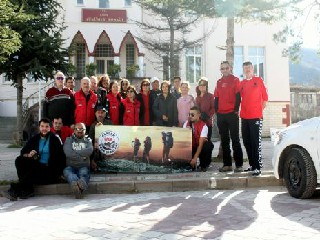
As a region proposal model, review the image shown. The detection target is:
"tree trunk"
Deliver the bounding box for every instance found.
[226,17,235,65]
[16,76,23,146]
[169,20,175,83]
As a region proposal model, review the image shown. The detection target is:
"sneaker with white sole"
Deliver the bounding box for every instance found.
[252,169,261,176]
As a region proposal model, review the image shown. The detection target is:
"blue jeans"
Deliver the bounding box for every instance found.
[63,166,90,190]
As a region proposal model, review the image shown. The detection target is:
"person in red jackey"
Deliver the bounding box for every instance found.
[50,117,73,144]
[74,77,98,133]
[107,81,122,125]
[183,106,214,172]
[214,61,243,173]
[195,77,215,141]
[120,85,140,126]
[136,79,154,126]
[240,61,268,176]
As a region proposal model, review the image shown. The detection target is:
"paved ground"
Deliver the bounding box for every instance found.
[0,139,275,182]
[0,187,319,240]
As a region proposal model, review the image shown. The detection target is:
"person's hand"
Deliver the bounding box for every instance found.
[28,150,37,158]
[70,124,75,130]
[190,158,197,168]
[96,122,103,126]
[94,142,99,149]
[162,115,168,121]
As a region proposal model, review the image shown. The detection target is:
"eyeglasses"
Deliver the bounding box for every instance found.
[56,76,64,81]
[198,84,206,87]
[127,90,134,93]
[75,128,85,132]
[220,67,229,70]
[122,83,128,86]
[142,84,150,87]
[189,113,195,117]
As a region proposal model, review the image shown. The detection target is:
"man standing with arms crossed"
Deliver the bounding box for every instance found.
[214,61,243,172]
[240,61,268,176]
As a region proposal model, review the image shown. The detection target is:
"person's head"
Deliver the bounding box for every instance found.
[90,76,98,91]
[120,79,130,92]
[126,85,137,100]
[81,77,90,94]
[161,80,170,95]
[198,77,209,93]
[95,106,107,122]
[110,81,119,95]
[99,74,110,90]
[220,61,232,77]
[52,117,63,131]
[243,61,254,79]
[189,106,201,123]
[180,81,190,95]
[74,123,86,139]
[55,71,65,89]
[173,76,181,90]
[65,77,75,90]
[38,118,51,137]
[151,77,160,91]
[140,79,150,93]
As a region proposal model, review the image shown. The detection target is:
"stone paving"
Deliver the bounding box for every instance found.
[0,187,319,239]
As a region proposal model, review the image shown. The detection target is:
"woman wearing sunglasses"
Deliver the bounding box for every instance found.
[136,79,154,126]
[120,85,140,126]
[120,78,130,99]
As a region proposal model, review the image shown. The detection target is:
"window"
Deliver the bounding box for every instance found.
[248,47,265,80]
[126,44,135,76]
[124,0,132,6]
[185,46,202,83]
[234,46,244,79]
[95,44,113,57]
[99,0,109,8]
[77,0,84,5]
[76,43,86,79]
[300,94,313,104]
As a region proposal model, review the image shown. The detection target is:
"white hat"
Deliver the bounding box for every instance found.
[151,77,160,83]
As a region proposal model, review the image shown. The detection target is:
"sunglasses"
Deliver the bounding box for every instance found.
[142,84,150,86]
[56,76,64,81]
[127,90,135,93]
[198,84,206,87]
[220,67,229,70]
[122,83,128,86]
[189,113,195,117]
[75,128,85,132]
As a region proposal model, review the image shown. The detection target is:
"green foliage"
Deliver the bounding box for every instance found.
[107,63,121,78]
[0,0,32,63]
[65,62,77,77]
[0,0,69,81]
[126,64,140,78]
[86,63,97,77]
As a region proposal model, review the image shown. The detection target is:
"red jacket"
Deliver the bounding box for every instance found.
[187,120,207,147]
[50,126,73,143]
[214,74,241,114]
[195,92,215,126]
[121,98,141,126]
[240,76,268,119]
[74,90,98,126]
[107,92,122,125]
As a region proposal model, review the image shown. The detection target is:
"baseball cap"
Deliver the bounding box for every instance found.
[95,106,107,112]
[151,77,160,83]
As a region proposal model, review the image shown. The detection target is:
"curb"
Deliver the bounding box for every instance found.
[0,171,284,196]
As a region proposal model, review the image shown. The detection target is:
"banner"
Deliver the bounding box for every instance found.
[94,126,192,173]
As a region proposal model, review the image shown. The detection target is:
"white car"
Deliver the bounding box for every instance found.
[272,117,320,199]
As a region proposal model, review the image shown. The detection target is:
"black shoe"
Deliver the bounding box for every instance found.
[2,189,18,201]
[252,169,261,176]
[19,190,35,199]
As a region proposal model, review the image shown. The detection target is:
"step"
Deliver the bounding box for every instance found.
[0,171,283,196]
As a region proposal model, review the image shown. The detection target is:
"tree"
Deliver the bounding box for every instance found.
[134,0,216,81]
[0,0,31,63]
[0,0,69,145]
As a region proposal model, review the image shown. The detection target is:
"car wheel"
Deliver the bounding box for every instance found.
[283,148,317,199]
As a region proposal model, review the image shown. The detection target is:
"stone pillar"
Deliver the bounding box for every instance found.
[138,56,144,77]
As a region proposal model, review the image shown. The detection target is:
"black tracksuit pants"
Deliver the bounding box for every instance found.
[192,141,214,168]
[217,112,243,167]
[241,118,263,171]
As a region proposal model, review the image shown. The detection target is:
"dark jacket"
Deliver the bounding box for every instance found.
[195,92,215,127]
[20,132,66,177]
[153,93,178,127]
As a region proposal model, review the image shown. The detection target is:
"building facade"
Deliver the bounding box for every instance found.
[0,0,291,136]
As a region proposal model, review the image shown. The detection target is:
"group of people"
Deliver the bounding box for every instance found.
[3,60,267,201]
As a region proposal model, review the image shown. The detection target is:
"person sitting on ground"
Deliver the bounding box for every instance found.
[183,106,214,172]
[63,123,93,199]
[3,118,66,201]
[50,117,73,144]
[88,106,113,171]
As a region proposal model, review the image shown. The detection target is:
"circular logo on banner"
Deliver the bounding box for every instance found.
[98,130,120,155]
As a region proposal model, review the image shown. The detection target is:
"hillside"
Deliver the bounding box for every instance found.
[289,48,320,87]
